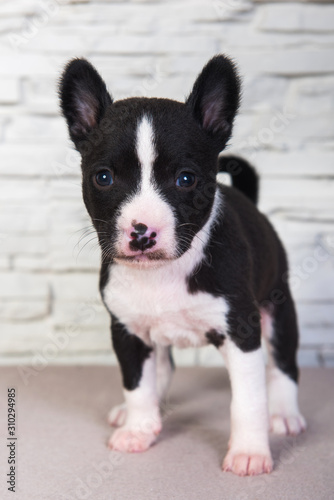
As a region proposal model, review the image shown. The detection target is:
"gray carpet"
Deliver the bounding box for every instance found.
[0,366,333,500]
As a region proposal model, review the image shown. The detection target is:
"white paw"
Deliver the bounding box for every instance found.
[222,451,273,476]
[108,426,159,453]
[108,403,127,427]
[270,413,307,436]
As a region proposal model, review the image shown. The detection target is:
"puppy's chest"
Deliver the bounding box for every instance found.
[103,264,229,348]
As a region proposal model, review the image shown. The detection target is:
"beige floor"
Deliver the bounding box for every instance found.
[0,365,333,500]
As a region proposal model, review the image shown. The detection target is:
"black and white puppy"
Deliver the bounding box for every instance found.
[59,55,306,476]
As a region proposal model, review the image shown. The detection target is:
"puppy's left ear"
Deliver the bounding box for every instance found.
[186,55,241,150]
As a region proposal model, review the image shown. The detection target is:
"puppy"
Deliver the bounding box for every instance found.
[59,55,306,476]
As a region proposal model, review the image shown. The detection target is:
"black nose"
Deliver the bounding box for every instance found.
[129,223,157,252]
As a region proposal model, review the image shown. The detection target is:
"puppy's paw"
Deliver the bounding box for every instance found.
[108,403,127,427]
[222,452,273,476]
[270,413,306,436]
[108,426,159,453]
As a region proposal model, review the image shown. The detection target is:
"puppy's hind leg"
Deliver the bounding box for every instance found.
[218,304,273,476]
[220,339,273,476]
[261,288,306,436]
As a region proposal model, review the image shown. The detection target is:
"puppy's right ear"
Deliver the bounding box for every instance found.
[59,58,112,149]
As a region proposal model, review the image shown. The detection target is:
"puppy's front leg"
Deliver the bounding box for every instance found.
[108,316,161,453]
[220,335,273,476]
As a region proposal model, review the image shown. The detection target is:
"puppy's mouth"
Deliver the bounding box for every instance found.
[114,250,173,268]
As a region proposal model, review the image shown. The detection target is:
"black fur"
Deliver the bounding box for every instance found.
[206,329,225,348]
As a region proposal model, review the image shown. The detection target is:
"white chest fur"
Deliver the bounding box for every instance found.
[103,260,229,348]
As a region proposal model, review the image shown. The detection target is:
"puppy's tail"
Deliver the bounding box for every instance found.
[218,155,259,205]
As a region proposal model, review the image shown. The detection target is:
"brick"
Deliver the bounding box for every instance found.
[49,178,82,200]
[299,323,334,349]
[26,34,100,54]
[51,273,100,301]
[48,226,101,272]
[289,252,334,303]
[0,17,22,34]
[259,114,333,142]
[51,148,82,178]
[256,4,334,33]
[95,35,216,55]
[0,144,81,177]
[247,151,334,177]
[87,56,159,80]
[5,116,67,142]
[48,328,111,354]
[297,304,334,329]
[260,178,334,211]
[0,235,48,256]
[23,78,59,115]
[265,218,334,262]
[0,322,112,355]
[230,48,334,76]
[0,78,20,104]
[259,198,334,220]
[0,179,46,203]
[286,77,334,116]
[51,250,100,272]
[55,1,252,28]
[0,208,50,233]
[52,299,109,328]
[241,76,288,112]
[219,24,334,49]
[0,299,49,320]
[14,256,50,271]
[0,1,35,17]
[113,74,193,101]
[0,321,49,352]
[0,256,10,270]
[0,272,49,299]
[234,114,334,152]
[141,75,194,101]
[49,202,88,229]
[0,54,58,77]
[232,113,257,141]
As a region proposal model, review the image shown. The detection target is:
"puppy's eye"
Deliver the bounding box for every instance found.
[176,172,197,189]
[94,170,113,187]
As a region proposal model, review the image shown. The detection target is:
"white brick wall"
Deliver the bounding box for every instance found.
[0,0,333,367]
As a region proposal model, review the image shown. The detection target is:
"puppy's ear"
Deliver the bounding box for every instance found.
[186,55,241,150]
[59,58,112,149]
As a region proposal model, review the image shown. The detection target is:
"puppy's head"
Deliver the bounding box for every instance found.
[59,56,240,267]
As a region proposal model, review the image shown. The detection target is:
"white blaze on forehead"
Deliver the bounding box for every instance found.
[136,115,156,191]
[115,113,177,258]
